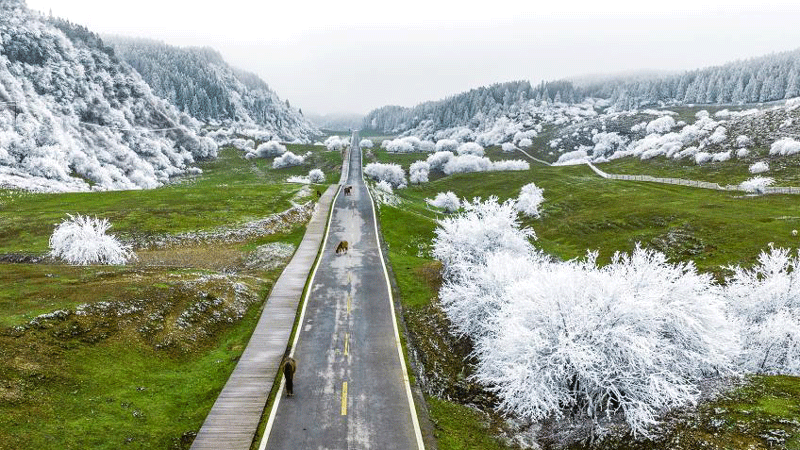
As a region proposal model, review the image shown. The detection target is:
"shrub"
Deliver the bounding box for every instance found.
[426,191,460,212]
[245,140,286,159]
[49,214,135,265]
[515,183,544,218]
[409,160,430,184]
[273,151,305,168]
[308,169,325,183]
[725,246,800,375]
[364,162,407,188]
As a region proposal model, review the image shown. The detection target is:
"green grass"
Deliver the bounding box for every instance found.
[0,145,340,253]
[0,300,262,450]
[370,149,800,449]
[0,145,335,449]
[427,397,510,450]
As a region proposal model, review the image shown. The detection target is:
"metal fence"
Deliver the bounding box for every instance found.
[585,162,800,195]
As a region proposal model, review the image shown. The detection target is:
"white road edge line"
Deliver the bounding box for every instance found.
[258,182,343,450]
[361,136,426,450]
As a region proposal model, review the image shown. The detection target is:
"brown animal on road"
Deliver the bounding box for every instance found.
[335,241,349,254]
[281,355,297,397]
[344,186,352,196]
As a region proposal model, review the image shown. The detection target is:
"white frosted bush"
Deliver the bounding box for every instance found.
[432,196,535,282]
[472,247,735,437]
[308,169,325,183]
[712,150,731,162]
[518,137,533,148]
[375,180,393,194]
[435,139,459,153]
[515,182,544,218]
[501,142,518,152]
[49,214,135,265]
[740,176,774,193]
[443,155,491,174]
[725,246,800,375]
[645,116,676,134]
[737,148,750,158]
[770,137,800,156]
[456,142,485,156]
[364,162,407,188]
[749,161,769,174]
[426,191,461,212]
[694,152,713,165]
[324,135,349,151]
[359,138,374,148]
[736,135,753,147]
[409,160,430,184]
[273,151,305,168]
[385,136,434,153]
[490,159,529,171]
[245,140,286,159]
[426,151,454,172]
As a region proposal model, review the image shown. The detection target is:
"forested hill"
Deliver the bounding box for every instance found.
[0,0,216,192]
[363,48,800,135]
[579,48,800,109]
[108,36,318,142]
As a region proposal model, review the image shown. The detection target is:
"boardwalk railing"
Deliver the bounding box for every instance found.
[586,162,800,195]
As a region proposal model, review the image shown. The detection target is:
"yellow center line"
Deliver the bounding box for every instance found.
[344,333,349,356]
[347,294,351,314]
[347,271,351,283]
[341,382,348,416]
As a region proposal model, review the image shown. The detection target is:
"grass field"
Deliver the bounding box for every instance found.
[369,148,800,449]
[0,144,340,449]
[0,144,342,254]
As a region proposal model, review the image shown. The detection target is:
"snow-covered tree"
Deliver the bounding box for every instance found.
[308,168,325,183]
[49,214,135,265]
[359,138,374,148]
[426,191,460,212]
[749,161,769,174]
[515,183,544,218]
[363,162,407,188]
[409,160,430,184]
[725,246,800,375]
[740,176,774,193]
[245,140,286,159]
[273,151,306,168]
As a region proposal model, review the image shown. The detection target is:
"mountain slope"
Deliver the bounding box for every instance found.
[0,0,217,192]
[107,36,318,143]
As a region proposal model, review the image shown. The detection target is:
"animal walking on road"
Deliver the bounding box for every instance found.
[344,186,352,196]
[281,355,297,397]
[335,240,348,254]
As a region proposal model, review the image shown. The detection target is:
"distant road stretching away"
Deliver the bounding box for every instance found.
[261,132,424,449]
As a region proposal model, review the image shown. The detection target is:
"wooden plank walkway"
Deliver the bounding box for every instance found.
[190,184,339,450]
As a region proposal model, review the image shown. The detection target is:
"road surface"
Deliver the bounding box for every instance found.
[262,132,423,449]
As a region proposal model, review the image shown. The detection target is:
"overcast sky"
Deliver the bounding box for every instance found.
[25,0,800,115]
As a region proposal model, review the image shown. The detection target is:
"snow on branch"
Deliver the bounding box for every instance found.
[49,214,135,265]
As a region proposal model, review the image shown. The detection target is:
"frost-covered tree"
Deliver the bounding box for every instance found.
[740,176,774,193]
[470,247,735,437]
[108,36,318,142]
[725,246,800,375]
[49,214,135,265]
[515,183,544,218]
[426,191,460,212]
[308,168,325,183]
[363,162,407,188]
[409,160,430,184]
[359,138,374,148]
[272,151,306,168]
[245,141,286,159]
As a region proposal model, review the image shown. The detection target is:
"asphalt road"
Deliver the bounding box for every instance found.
[263,132,423,449]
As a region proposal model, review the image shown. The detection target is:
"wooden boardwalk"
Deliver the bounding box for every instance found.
[190,184,338,450]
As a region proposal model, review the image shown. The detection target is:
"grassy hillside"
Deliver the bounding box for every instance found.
[0,144,340,449]
[368,148,800,449]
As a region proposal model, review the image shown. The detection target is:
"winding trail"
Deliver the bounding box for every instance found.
[261,132,424,449]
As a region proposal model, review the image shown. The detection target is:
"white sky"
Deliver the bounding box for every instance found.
[24,0,800,115]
